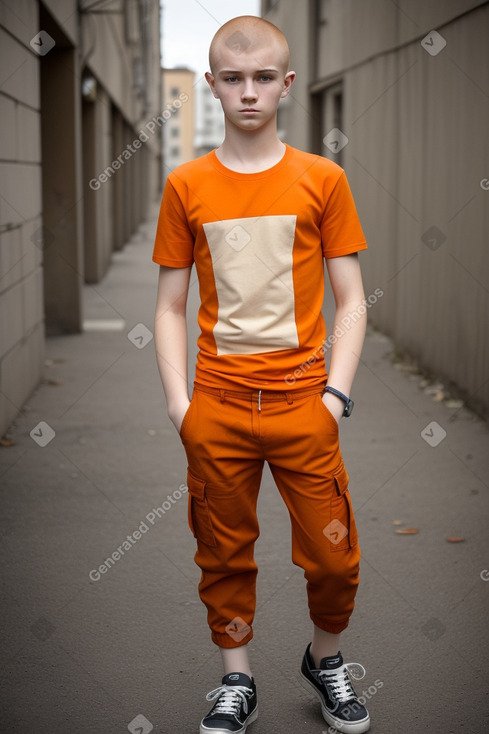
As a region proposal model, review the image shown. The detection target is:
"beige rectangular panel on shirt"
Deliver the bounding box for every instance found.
[203,215,298,355]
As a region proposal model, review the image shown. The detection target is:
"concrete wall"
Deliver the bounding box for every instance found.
[39,20,85,334]
[82,87,114,283]
[0,1,45,434]
[80,0,162,281]
[263,0,489,418]
[0,0,162,436]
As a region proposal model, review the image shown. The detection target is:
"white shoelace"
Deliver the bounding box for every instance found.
[318,663,366,705]
[205,684,252,716]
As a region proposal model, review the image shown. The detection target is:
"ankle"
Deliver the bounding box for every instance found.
[309,645,340,669]
[219,644,252,679]
[310,626,342,667]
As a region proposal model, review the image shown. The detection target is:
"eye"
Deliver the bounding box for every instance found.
[259,75,272,82]
[225,76,239,83]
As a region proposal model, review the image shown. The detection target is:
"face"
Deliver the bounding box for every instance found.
[205,44,295,132]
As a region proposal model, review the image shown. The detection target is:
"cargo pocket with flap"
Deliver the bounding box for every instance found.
[187,470,217,547]
[328,463,359,552]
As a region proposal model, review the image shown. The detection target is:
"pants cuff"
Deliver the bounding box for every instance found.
[211,627,254,648]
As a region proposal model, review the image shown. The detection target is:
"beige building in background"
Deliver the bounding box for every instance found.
[162,67,195,174]
[262,0,489,418]
[0,0,163,437]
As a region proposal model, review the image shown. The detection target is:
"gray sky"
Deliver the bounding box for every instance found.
[161,0,261,80]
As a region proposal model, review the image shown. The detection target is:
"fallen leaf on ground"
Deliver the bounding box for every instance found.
[393,520,403,526]
[445,399,463,409]
[0,438,15,447]
[395,528,419,535]
[446,537,465,543]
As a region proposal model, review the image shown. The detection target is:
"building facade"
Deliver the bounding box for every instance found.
[162,67,196,173]
[262,0,489,418]
[0,0,162,436]
[194,81,225,157]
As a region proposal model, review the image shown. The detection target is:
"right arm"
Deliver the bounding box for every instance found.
[154,264,192,433]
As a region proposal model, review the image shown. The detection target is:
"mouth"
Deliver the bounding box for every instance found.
[240,108,259,113]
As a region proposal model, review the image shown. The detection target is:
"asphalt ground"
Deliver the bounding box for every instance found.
[1,209,488,733]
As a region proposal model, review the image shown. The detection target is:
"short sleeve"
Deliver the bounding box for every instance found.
[321,171,367,258]
[152,177,194,267]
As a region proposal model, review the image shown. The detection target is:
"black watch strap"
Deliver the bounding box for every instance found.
[323,386,354,417]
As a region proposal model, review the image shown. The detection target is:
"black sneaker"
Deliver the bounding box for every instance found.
[200,672,258,734]
[300,643,370,733]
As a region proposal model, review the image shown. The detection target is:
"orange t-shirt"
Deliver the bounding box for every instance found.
[153,144,367,391]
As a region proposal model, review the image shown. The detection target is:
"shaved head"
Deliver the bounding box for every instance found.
[209,15,290,75]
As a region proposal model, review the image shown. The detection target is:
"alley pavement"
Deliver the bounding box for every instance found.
[1,207,488,734]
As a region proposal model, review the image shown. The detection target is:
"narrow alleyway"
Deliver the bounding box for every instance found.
[1,210,488,733]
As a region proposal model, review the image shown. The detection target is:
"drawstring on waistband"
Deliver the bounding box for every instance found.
[258,390,262,412]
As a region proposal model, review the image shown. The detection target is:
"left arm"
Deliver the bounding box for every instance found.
[322,253,367,423]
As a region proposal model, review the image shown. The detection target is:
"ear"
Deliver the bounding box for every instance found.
[280,70,296,99]
[205,71,219,99]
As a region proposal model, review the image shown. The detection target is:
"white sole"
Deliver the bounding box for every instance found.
[300,672,370,734]
[200,705,258,734]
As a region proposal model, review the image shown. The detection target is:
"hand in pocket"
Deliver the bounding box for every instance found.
[170,400,191,434]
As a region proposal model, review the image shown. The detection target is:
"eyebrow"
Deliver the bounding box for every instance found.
[218,68,280,75]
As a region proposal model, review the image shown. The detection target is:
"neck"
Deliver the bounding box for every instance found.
[216,118,285,173]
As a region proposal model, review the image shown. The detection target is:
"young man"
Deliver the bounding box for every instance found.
[153,15,370,734]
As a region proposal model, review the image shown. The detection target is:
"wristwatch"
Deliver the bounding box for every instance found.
[323,386,354,417]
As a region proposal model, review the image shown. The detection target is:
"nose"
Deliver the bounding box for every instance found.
[241,78,258,103]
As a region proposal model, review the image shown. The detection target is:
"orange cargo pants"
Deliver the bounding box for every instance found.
[179,383,361,649]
